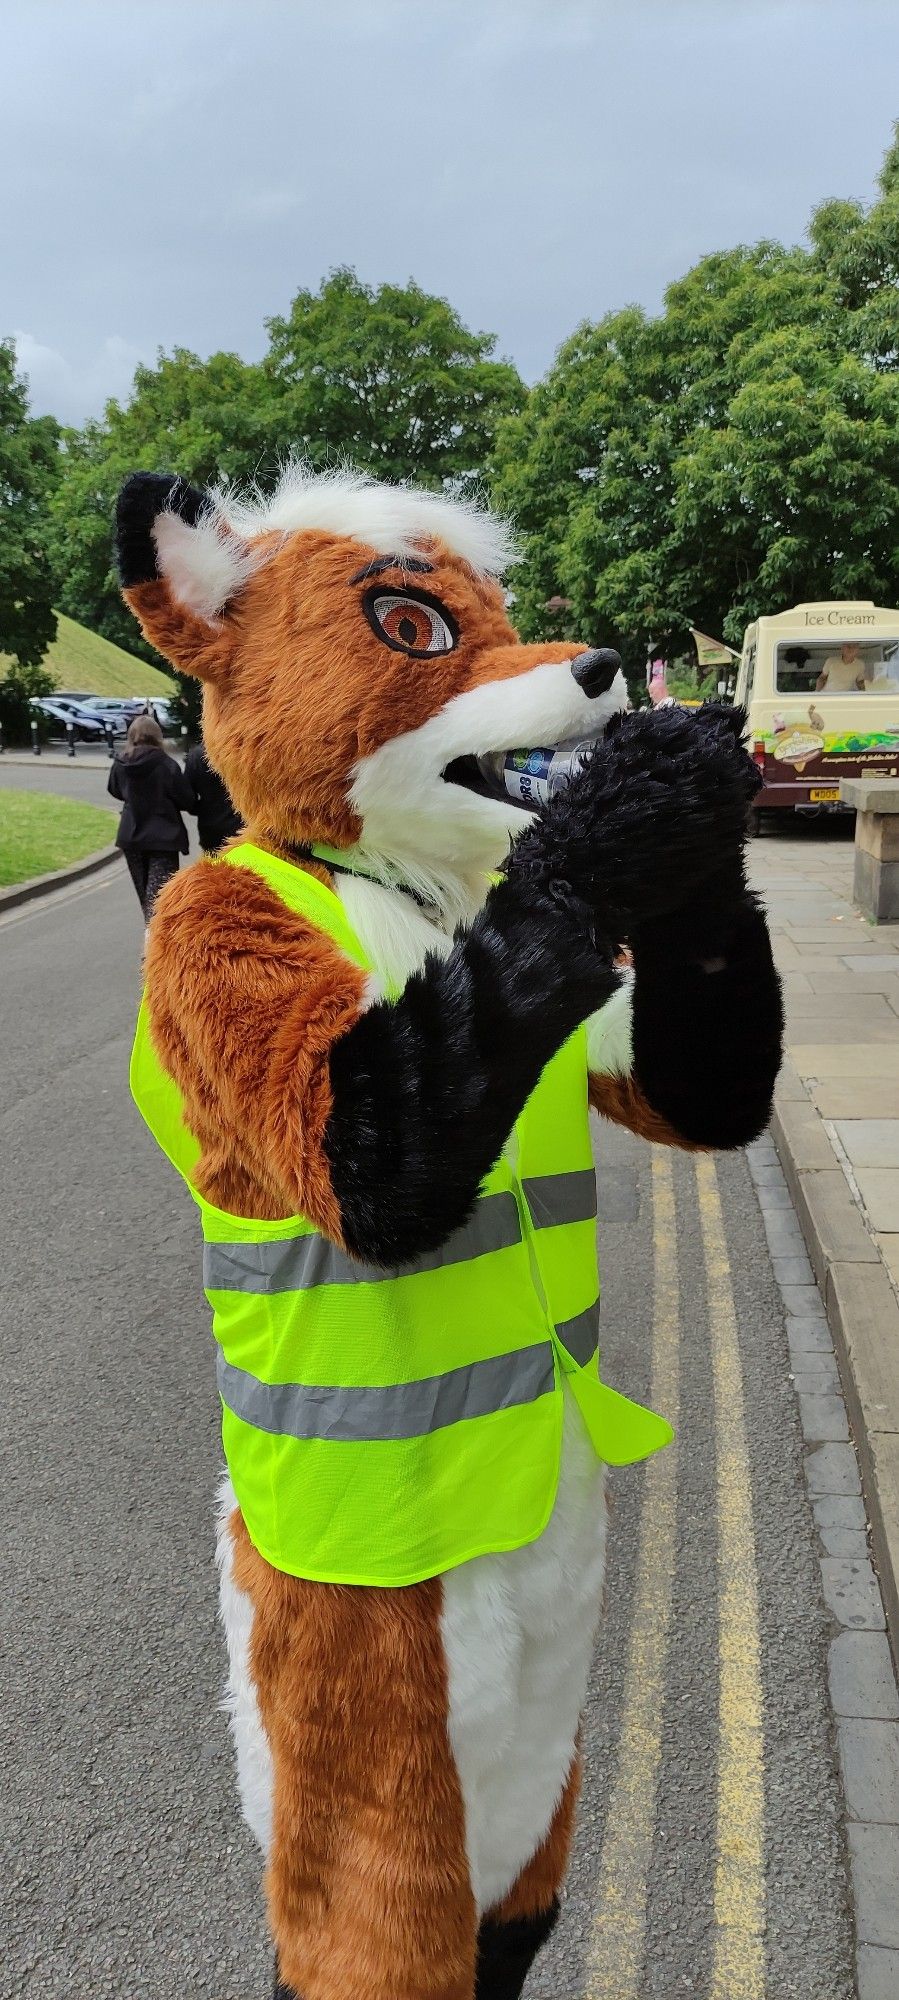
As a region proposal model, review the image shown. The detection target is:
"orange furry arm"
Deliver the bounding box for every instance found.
[588,1072,708,1152]
[145,860,366,1233]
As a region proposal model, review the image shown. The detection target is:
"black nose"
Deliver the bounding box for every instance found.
[570,648,622,699]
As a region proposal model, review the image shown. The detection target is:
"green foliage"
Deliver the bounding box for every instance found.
[0,657,55,746]
[810,120,899,368]
[265,267,525,488]
[491,127,899,666]
[18,136,899,691]
[0,340,59,670]
[40,272,525,672]
[45,348,274,663]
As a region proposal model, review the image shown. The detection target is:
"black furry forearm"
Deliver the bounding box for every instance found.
[629,894,784,1149]
[325,880,617,1266]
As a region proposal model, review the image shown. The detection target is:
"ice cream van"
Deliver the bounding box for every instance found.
[733,601,899,825]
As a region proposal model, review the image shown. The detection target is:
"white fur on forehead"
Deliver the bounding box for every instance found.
[151,463,517,625]
[217,464,517,578]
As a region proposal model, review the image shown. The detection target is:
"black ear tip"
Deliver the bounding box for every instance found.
[115,472,208,589]
[116,469,178,524]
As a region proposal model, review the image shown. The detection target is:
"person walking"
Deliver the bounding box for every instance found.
[108,714,195,922]
[183,738,242,853]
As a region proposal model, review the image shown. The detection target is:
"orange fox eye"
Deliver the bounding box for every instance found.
[364,589,457,658]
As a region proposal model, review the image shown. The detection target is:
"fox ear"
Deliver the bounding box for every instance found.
[115,472,254,679]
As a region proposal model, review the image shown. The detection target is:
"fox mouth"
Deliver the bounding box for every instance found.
[441,753,515,803]
[441,731,604,811]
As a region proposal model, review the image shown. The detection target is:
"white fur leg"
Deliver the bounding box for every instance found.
[440,1388,607,1913]
[214,1473,274,1852]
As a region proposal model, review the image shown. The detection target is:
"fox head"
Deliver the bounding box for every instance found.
[116,467,627,903]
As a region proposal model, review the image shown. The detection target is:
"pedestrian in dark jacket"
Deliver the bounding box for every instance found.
[183,740,242,853]
[108,715,196,921]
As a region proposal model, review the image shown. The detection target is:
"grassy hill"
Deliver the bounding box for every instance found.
[1,613,174,698]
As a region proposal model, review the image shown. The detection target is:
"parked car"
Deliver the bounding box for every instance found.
[77,696,142,735]
[28,691,177,743]
[29,696,107,740]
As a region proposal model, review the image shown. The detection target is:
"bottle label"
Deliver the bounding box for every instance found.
[502,748,555,805]
[500,746,588,805]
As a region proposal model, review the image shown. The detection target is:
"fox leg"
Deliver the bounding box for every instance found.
[272,1768,579,2000]
[228,1513,477,2000]
[475,1760,580,2000]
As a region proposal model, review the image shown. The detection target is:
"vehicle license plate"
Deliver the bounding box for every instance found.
[809,787,840,802]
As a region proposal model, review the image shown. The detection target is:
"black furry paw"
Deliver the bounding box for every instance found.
[505,701,758,936]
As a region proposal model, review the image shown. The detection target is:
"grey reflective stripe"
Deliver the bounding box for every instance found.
[555,1299,600,1366]
[204,1191,522,1295]
[522,1169,597,1229]
[216,1341,555,1444]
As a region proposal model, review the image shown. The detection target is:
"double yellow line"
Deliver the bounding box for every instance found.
[697,1155,765,2000]
[586,1151,765,1999]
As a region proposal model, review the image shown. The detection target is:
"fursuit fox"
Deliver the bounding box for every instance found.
[116,465,782,2000]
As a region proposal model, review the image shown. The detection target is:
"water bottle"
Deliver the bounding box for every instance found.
[476,741,596,808]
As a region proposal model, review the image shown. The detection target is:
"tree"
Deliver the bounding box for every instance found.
[0,338,58,669]
[45,275,524,696]
[810,121,899,369]
[491,128,899,671]
[46,347,274,663]
[265,267,525,487]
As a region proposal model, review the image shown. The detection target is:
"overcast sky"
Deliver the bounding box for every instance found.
[2,0,896,426]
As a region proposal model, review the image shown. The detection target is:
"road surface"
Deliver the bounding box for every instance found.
[0,839,864,1999]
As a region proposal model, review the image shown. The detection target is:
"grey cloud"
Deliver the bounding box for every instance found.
[2,0,897,426]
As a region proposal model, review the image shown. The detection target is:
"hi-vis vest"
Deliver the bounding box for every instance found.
[131,843,672,1587]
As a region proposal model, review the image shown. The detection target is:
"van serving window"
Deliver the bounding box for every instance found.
[775,641,899,695]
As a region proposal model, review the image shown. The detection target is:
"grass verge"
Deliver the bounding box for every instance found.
[0,789,116,888]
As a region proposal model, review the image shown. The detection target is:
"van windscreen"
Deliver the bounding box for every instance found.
[775,640,899,695]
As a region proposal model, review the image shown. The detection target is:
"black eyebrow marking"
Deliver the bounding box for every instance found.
[349,554,434,584]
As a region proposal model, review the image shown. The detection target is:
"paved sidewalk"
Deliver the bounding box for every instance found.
[746,1127,899,1996]
[751,824,899,1666]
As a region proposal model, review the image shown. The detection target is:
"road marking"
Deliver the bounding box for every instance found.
[695,1153,766,2000]
[586,1149,680,1998]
